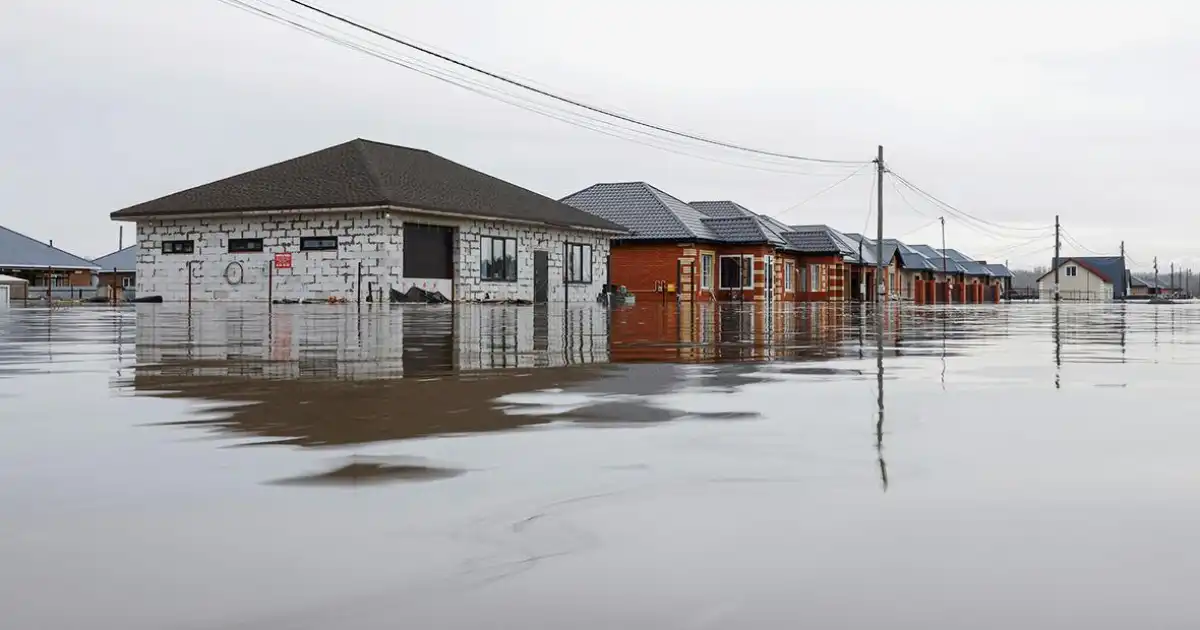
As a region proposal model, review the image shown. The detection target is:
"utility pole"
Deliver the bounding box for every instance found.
[1154,257,1159,293]
[1171,262,1175,294]
[940,216,947,303]
[875,145,885,303]
[1120,240,1125,295]
[1054,214,1061,302]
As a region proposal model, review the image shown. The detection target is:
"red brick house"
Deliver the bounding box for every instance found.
[561,183,852,302]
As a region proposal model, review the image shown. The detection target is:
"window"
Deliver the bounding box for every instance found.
[481,235,517,281]
[404,224,454,279]
[1066,266,1078,277]
[300,236,338,251]
[566,243,592,283]
[741,256,754,289]
[121,276,134,289]
[784,261,794,291]
[799,264,808,292]
[700,253,714,289]
[228,238,264,253]
[718,256,741,289]
[810,265,821,291]
[161,240,193,254]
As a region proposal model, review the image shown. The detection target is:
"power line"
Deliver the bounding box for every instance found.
[215,0,860,177]
[895,217,942,239]
[773,164,873,218]
[1059,228,1106,256]
[889,170,1053,234]
[270,0,870,165]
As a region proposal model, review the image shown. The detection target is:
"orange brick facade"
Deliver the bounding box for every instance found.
[608,243,852,303]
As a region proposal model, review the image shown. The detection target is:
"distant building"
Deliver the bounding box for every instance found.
[92,245,137,299]
[1128,275,1164,298]
[0,225,99,290]
[1036,256,1127,301]
[109,139,623,302]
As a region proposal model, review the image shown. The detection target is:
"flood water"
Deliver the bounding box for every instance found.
[3,301,1200,629]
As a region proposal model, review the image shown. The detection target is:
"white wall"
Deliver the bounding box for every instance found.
[134,208,611,302]
[1038,263,1113,301]
[131,303,610,378]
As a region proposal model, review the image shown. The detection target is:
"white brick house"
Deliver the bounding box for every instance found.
[111,139,624,303]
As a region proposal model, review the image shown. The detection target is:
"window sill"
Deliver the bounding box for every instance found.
[565,280,594,285]
[480,277,519,283]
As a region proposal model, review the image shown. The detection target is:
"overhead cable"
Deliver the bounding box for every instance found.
[263,0,871,165]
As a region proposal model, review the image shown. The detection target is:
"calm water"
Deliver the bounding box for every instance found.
[3,302,1200,629]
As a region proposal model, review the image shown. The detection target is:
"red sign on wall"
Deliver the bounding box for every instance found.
[274,253,292,269]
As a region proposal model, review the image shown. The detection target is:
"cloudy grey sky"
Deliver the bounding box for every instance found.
[3,0,1196,270]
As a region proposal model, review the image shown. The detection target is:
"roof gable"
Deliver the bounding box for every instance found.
[111,139,624,232]
[0,225,99,270]
[92,245,137,272]
[1038,257,1127,296]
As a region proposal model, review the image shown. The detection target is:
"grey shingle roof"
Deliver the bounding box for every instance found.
[779,228,840,253]
[984,263,1013,278]
[700,216,775,243]
[562,182,717,241]
[939,248,973,263]
[0,225,100,270]
[927,257,968,274]
[92,245,137,272]
[899,252,937,270]
[111,139,624,232]
[689,200,753,219]
[908,244,943,260]
[784,225,857,255]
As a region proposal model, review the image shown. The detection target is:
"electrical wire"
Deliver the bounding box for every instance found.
[889,170,1053,234]
[895,217,944,239]
[773,164,874,218]
[263,0,871,165]
[1059,228,1107,256]
[215,0,862,177]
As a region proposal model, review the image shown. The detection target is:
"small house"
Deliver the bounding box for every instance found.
[0,225,99,291]
[1036,256,1127,301]
[109,139,624,303]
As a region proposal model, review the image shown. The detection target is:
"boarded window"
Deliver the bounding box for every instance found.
[228,238,263,253]
[566,243,592,283]
[161,240,193,254]
[404,224,454,279]
[481,236,517,281]
[299,236,338,251]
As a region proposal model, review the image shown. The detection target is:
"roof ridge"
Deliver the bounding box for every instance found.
[351,139,393,203]
[0,225,98,268]
[640,183,701,240]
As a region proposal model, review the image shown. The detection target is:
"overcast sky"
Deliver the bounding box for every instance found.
[3,0,1196,270]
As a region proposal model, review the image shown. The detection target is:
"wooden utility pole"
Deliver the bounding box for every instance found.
[1053,215,1061,301]
[1171,262,1175,294]
[1154,257,1159,293]
[875,145,885,302]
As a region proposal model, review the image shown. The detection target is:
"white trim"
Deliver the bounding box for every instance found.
[699,252,714,290]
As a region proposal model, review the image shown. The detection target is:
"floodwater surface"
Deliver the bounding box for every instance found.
[2,302,1200,629]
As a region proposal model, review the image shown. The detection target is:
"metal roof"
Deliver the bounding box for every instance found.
[689,200,753,219]
[779,228,841,253]
[92,245,137,272]
[562,182,718,241]
[927,257,969,274]
[786,224,859,256]
[983,263,1013,278]
[0,225,100,270]
[111,139,625,232]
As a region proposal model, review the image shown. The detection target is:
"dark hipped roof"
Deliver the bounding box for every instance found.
[92,245,137,272]
[110,139,624,232]
[689,200,753,219]
[562,182,717,241]
[782,225,855,255]
[0,225,99,270]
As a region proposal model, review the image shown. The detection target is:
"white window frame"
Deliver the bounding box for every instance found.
[121,276,134,289]
[810,265,821,291]
[718,255,742,290]
[700,253,714,290]
[741,255,755,290]
[1066,266,1078,277]
[784,261,794,291]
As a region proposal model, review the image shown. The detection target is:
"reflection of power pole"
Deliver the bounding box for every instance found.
[876,286,887,491]
[1054,215,1061,302]
[1054,302,1061,390]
